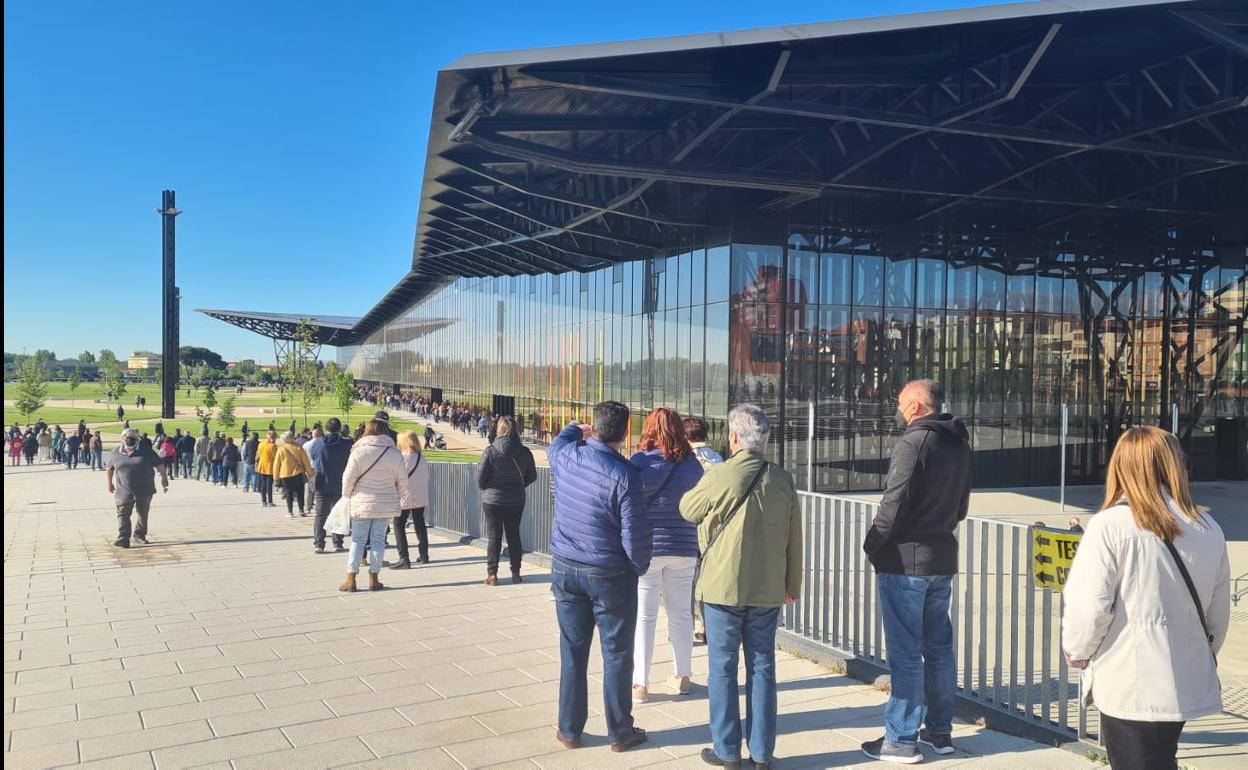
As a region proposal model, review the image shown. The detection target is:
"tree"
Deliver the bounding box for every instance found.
[281,320,322,428]
[14,359,48,421]
[257,369,275,385]
[333,371,356,420]
[78,351,95,363]
[100,360,127,406]
[202,384,218,415]
[98,349,118,368]
[218,396,237,430]
[179,346,226,373]
[68,365,83,406]
[32,349,57,373]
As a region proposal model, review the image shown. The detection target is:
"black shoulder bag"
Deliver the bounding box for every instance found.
[699,462,769,564]
[1164,540,1217,664]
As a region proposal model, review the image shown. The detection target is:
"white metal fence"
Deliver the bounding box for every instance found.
[425,461,1087,742]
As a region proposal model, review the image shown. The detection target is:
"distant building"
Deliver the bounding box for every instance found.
[127,352,161,375]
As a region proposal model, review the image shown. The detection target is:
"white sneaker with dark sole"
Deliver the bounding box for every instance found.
[918,729,955,755]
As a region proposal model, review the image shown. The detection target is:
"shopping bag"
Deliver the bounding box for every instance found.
[326,496,352,536]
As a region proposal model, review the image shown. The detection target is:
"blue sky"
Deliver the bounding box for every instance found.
[4,0,996,364]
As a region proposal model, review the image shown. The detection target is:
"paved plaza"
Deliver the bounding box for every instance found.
[2,462,1238,769]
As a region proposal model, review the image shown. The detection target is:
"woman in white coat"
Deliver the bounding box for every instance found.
[390,430,431,569]
[338,419,413,592]
[1062,426,1230,770]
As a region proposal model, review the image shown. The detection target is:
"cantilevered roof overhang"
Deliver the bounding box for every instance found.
[413,0,1247,279]
[196,308,456,346]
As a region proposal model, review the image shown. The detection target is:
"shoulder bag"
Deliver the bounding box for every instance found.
[326,447,390,536]
[1164,540,1217,664]
[699,462,769,564]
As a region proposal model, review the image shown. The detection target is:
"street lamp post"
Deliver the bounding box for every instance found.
[157,191,182,420]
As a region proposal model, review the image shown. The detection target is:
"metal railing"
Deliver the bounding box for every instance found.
[423,461,1085,742]
[1234,573,1248,608]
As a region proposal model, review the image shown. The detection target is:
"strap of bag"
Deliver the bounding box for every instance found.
[1163,540,1217,663]
[407,452,422,478]
[701,462,769,561]
[355,446,390,486]
[509,456,526,485]
[645,461,680,505]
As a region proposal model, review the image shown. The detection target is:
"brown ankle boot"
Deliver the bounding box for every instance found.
[484,574,498,586]
[338,573,357,592]
[368,573,385,591]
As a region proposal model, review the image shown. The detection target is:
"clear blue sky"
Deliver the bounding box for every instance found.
[4,0,995,365]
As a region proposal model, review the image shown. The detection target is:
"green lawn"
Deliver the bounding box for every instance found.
[4,406,161,429]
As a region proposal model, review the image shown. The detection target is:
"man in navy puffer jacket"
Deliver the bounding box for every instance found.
[548,401,652,754]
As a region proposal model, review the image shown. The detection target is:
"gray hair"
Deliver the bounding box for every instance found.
[902,379,945,410]
[282,430,296,443]
[728,404,770,452]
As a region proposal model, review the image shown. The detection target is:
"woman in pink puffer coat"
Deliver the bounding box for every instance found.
[338,419,412,592]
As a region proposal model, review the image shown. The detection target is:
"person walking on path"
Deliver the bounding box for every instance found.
[22,431,38,465]
[256,431,278,508]
[391,430,432,568]
[37,429,52,463]
[116,405,124,422]
[860,380,971,765]
[8,433,22,467]
[630,408,704,704]
[273,431,314,516]
[209,432,226,485]
[220,437,241,488]
[63,431,82,469]
[107,428,168,548]
[241,431,260,492]
[423,423,436,450]
[476,416,537,583]
[194,432,211,481]
[338,419,412,592]
[680,404,801,769]
[547,401,651,754]
[176,431,195,480]
[90,431,105,471]
[309,418,350,554]
[1062,427,1230,770]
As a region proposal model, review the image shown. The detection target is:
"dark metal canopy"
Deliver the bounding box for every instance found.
[412,0,1247,279]
[196,307,456,346]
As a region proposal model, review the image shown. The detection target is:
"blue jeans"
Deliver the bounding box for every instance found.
[211,462,223,484]
[348,517,387,574]
[242,463,256,492]
[877,573,956,745]
[704,603,781,763]
[550,556,639,743]
[180,452,193,478]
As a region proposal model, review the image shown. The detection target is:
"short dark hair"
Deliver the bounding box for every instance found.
[593,401,630,444]
[683,417,709,442]
[904,379,946,410]
[326,417,342,433]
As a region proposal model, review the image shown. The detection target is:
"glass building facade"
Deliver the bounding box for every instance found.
[339,214,1247,492]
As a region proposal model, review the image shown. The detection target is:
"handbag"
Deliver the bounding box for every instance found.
[1164,540,1217,664]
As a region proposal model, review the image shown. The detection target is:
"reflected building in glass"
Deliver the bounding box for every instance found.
[231,0,1248,492]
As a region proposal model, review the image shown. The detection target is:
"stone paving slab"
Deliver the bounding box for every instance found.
[2,462,1138,769]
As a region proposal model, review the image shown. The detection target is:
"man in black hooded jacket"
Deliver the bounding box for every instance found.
[309,417,351,554]
[860,380,971,765]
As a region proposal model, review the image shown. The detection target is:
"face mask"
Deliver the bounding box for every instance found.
[894,409,909,430]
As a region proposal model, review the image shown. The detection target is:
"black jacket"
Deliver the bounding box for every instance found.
[242,435,260,464]
[863,414,971,576]
[476,434,537,507]
[312,433,352,496]
[176,435,196,455]
[222,444,241,466]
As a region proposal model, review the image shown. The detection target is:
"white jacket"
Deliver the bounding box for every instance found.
[400,450,430,510]
[1062,499,1230,722]
[342,435,413,520]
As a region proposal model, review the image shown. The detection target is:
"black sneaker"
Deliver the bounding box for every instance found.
[861,737,922,764]
[700,748,740,768]
[114,539,130,548]
[918,729,955,755]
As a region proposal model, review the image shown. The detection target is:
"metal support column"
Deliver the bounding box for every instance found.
[158,190,181,420]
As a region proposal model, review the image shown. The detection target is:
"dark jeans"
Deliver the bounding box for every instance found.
[180,452,194,478]
[258,474,274,505]
[65,451,78,469]
[221,463,238,487]
[116,497,152,543]
[550,556,639,743]
[483,503,524,575]
[211,461,223,484]
[878,573,957,746]
[313,492,344,549]
[282,475,306,513]
[393,507,429,561]
[704,603,781,764]
[1101,713,1184,770]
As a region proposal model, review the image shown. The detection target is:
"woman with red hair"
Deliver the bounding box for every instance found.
[629,408,705,703]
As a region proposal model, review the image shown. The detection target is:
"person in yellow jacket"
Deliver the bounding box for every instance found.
[255,431,279,509]
[273,430,314,517]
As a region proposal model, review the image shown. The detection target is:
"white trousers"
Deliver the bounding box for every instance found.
[633,554,697,687]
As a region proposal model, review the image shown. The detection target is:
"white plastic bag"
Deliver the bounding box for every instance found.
[326,496,352,536]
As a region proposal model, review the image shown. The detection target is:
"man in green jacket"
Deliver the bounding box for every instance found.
[680,404,802,770]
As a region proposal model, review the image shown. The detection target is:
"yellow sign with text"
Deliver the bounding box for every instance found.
[1032,528,1082,591]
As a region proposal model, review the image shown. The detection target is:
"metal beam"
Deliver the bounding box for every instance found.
[524,67,1247,164]
[425,214,611,272]
[1172,11,1248,59]
[430,202,626,267]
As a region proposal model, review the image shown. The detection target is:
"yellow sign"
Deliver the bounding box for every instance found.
[1032,528,1082,591]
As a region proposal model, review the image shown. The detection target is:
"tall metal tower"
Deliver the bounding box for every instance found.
[158,190,181,420]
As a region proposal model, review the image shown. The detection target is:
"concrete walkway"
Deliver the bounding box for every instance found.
[1,463,1133,768]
